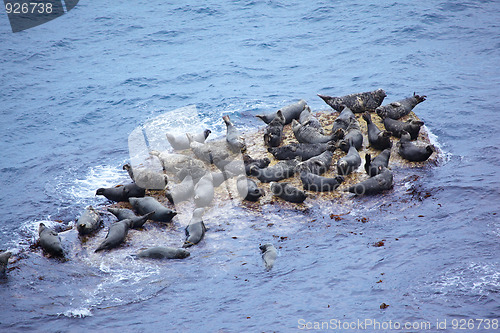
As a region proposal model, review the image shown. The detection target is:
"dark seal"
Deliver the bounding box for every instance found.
[256,99,306,125]
[362,112,392,150]
[365,149,391,177]
[376,93,426,119]
[383,117,424,140]
[263,110,286,148]
[39,223,64,257]
[397,131,434,162]
[95,219,133,252]
[346,167,394,195]
[270,182,307,204]
[183,208,206,248]
[96,183,146,202]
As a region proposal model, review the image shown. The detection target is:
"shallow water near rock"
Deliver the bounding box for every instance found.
[1,1,499,331]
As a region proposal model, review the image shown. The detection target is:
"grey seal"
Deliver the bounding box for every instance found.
[136,247,190,259]
[129,197,177,223]
[292,119,344,144]
[337,140,362,176]
[383,117,424,140]
[250,158,300,183]
[268,142,335,161]
[270,182,307,204]
[223,115,246,153]
[260,243,278,271]
[107,208,154,229]
[397,131,434,162]
[39,223,64,257]
[243,154,271,175]
[346,167,393,195]
[331,106,356,133]
[318,89,386,113]
[0,251,12,277]
[263,110,286,147]
[299,171,344,192]
[189,138,230,165]
[237,175,265,201]
[194,173,215,208]
[95,219,133,252]
[297,145,336,176]
[365,148,391,177]
[362,112,392,150]
[76,206,102,235]
[96,183,146,202]
[165,175,195,205]
[376,93,426,119]
[183,208,206,248]
[256,99,307,125]
[149,151,198,173]
[166,129,211,150]
[337,117,363,153]
[122,164,168,190]
[299,106,324,134]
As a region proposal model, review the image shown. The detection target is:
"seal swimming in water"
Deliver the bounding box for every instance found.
[183,208,206,248]
[236,175,265,201]
[397,131,434,162]
[268,142,335,161]
[270,182,307,203]
[107,208,154,229]
[346,167,394,195]
[337,140,362,176]
[129,197,177,222]
[95,219,133,252]
[0,251,12,277]
[164,175,195,205]
[250,158,300,183]
[299,106,324,134]
[299,171,344,192]
[260,243,278,271]
[256,99,307,125]
[365,148,391,177]
[292,119,344,144]
[223,115,246,153]
[362,112,392,150]
[318,89,387,113]
[376,93,426,119]
[383,117,424,140]
[263,110,286,147]
[194,172,215,208]
[76,206,102,235]
[136,247,190,259]
[38,223,64,257]
[96,183,146,202]
[166,129,211,150]
[297,145,336,176]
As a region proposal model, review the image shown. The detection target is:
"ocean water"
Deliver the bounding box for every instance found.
[0,1,499,332]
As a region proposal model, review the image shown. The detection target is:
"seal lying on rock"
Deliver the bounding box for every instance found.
[0,251,12,277]
[122,164,168,190]
[397,131,434,162]
[268,142,334,161]
[136,247,190,259]
[297,145,336,176]
[107,208,154,229]
[166,129,211,150]
[318,89,387,113]
[337,140,362,176]
[299,106,324,134]
[165,175,195,205]
[76,206,102,235]
[194,173,215,208]
[292,119,344,144]
[260,243,277,271]
[223,115,246,153]
[243,154,271,175]
[39,223,64,257]
[270,182,307,203]
[365,149,391,177]
[237,175,265,201]
[96,183,146,202]
[331,106,355,133]
[362,112,392,150]
[129,197,177,222]
[346,167,393,195]
[376,93,426,119]
[338,118,363,153]
[250,158,300,183]
[256,99,307,125]
[383,117,424,140]
[183,208,206,248]
[189,137,230,165]
[95,219,133,252]
[300,171,344,192]
[263,110,286,148]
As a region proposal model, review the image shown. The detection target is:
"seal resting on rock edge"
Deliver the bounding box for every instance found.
[0,251,12,277]
[183,208,206,248]
[223,115,246,153]
[256,99,307,125]
[95,219,133,252]
[96,183,146,202]
[236,175,265,201]
[39,223,64,257]
[299,171,344,192]
[166,129,211,151]
[129,197,177,223]
[164,175,195,205]
[397,131,434,162]
[318,89,386,113]
[365,148,391,177]
[270,182,307,204]
[260,243,278,271]
[346,167,394,195]
[136,247,190,259]
[107,208,154,229]
[383,117,423,140]
[376,93,426,120]
[76,206,102,235]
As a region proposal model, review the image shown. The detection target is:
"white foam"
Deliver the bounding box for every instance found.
[60,307,93,318]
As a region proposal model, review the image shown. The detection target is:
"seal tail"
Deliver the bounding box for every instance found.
[317,94,331,103]
[413,92,427,104]
[364,154,372,174]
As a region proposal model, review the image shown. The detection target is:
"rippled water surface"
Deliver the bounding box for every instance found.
[0,1,499,332]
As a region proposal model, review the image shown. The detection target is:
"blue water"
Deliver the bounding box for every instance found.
[1,1,499,332]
